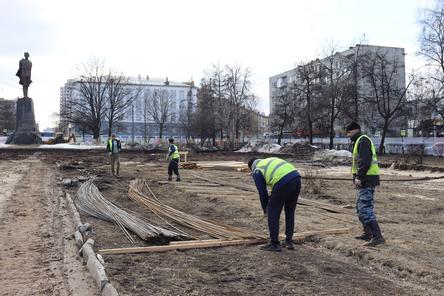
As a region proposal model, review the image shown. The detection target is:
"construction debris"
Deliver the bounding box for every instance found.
[236,142,282,153]
[74,180,187,242]
[128,179,266,240]
[180,162,198,169]
[280,142,319,158]
[312,149,352,165]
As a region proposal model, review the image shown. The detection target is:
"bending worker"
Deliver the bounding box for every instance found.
[167,138,181,181]
[248,157,301,252]
[346,122,385,247]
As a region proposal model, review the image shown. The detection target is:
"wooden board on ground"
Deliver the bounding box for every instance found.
[98,228,351,255]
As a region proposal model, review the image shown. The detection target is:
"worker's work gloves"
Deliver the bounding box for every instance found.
[354,178,363,189]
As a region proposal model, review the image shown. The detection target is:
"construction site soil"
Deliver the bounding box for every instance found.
[1,149,443,295]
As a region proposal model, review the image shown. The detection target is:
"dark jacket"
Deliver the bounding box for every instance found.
[106,138,121,154]
[350,132,380,187]
[252,170,301,213]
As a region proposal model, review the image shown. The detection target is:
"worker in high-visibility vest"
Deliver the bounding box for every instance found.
[346,122,385,247]
[248,157,301,252]
[106,134,121,177]
[166,138,181,181]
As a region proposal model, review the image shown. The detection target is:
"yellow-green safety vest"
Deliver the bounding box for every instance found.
[254,157,296,189]
[170,144,180,160]
[352,135,379,175]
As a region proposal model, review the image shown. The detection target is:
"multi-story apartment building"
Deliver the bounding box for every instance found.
[269,44,406,137]
[0,98,16,134]
[60,76,197,138]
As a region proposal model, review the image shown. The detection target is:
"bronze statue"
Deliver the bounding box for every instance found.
[16,52,32,98]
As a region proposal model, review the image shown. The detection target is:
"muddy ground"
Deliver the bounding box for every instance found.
[1,149,443,295]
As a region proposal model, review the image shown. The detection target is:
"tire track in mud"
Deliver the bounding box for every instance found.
[0,158,97,296]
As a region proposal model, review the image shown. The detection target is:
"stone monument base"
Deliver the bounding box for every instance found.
[6,131,42,144]
[6,97,42,145]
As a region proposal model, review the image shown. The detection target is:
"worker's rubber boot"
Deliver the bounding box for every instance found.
[168,175,172,181]
[355,224,372,241]
[281,239,295,250]
[176,175,181,182]
[363,220,385,247]
[260,242,282,252]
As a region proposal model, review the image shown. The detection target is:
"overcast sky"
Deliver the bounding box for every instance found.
[0,0,434,129]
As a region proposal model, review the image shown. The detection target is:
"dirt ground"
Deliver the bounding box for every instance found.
[0,152,98,296]
[1,149,443,295]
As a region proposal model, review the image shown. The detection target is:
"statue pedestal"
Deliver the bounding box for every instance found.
[7,97,42,144]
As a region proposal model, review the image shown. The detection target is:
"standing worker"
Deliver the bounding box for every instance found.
[106,134,121,177]
[346,122,385,247]
[167,138,181,181]
[248,157,301,252]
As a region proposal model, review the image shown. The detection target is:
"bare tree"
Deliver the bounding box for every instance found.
[270,88,298,145]
[194,80,217,146]
[178,83,196,142]
[320,44,354,149]
[145,88,175,139]
[295,61,323,144]
[62,58,110,141]
[105,75,142,137]
[224,65,255,148]
[361,52,413,155]
[418,0,444,124]
[208,64,228,141]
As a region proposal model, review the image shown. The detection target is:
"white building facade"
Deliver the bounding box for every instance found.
[60,76,197,139]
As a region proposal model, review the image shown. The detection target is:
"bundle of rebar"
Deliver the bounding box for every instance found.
[128,179,266,240]
[74,180,187,243]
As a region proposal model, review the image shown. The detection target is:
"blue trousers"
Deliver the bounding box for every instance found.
[267,177,301,244]
[356,187,377,224]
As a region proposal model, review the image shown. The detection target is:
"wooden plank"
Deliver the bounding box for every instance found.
[98,228,351,255]
[183,189,244,194]
[99,239,265,255]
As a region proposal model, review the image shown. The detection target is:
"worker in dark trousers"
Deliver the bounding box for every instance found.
[106,134,121,177]
[248,157,301,252]
[167,138,181,181]
[346,122,385,247]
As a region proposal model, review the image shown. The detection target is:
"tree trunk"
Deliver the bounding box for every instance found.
[329,97,335,149]
[93,128,100,140]
[308,119,313,145]
[277,121,285,146]
[159,123,164,139]
[107,119,113,137]
[378,120,389,155]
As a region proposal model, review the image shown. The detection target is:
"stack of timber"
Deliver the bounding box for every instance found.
[128,179,266,240]
[75,180,187,243]
[193,161,249,172]
[180,162,198,169]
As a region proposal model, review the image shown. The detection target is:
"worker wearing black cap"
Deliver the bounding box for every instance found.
[248,157,301,251]
[346,122,385,247]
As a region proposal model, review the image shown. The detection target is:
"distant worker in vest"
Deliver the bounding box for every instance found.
[346,122,385,247]
[167,138,181,181]
[248,157,301,252]
[106,134,121,177]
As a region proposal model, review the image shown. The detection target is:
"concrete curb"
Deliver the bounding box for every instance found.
[65,192,119,295]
